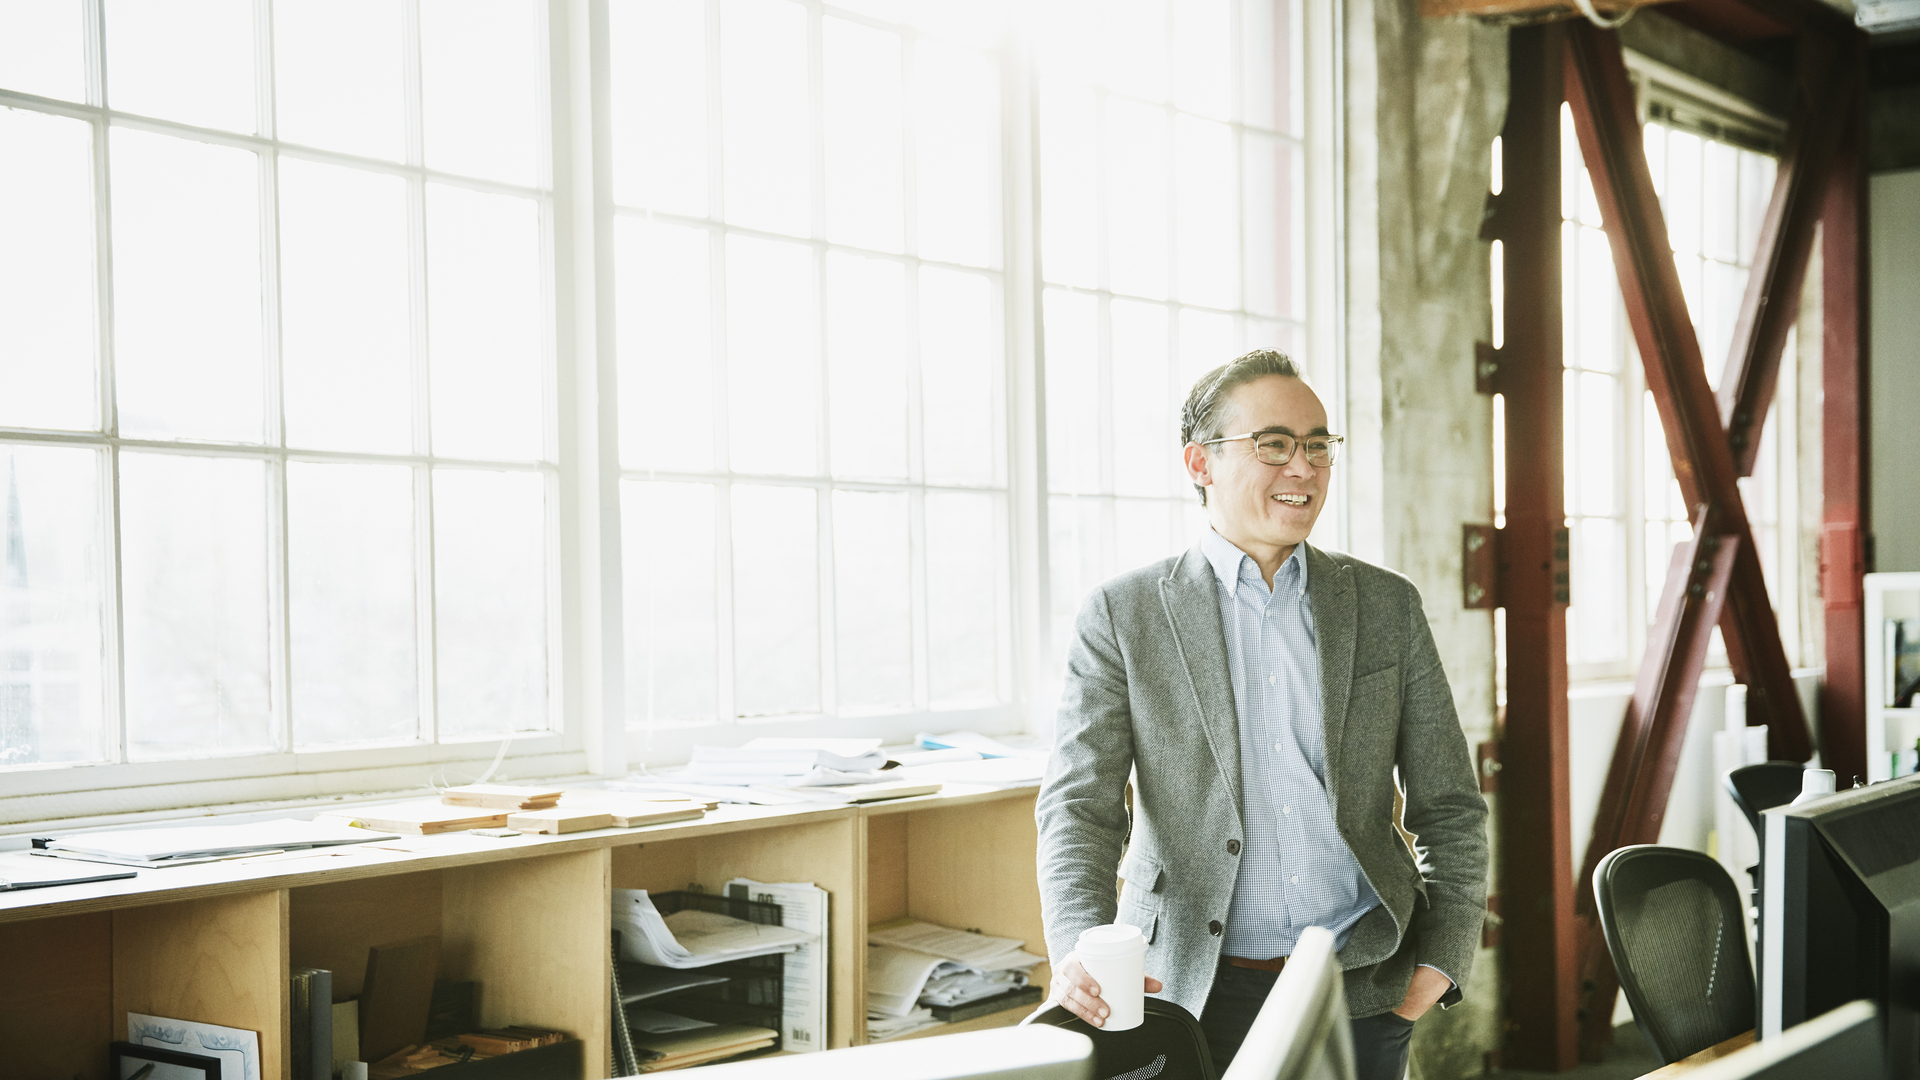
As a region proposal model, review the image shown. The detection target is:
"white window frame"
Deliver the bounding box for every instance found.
[0,0,1338,827]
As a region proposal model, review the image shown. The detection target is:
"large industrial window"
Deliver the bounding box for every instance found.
[1553,69,1800,683]
[0,1,555,783]
[0,0,1315,815]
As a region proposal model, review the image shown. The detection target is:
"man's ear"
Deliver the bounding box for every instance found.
[1182,442,1212,491]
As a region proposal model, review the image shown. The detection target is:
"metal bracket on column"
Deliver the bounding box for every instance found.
[1464,524,1501,609]
[1476,342,1503,395]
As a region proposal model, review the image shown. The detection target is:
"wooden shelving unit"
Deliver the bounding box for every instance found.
[0,785,1044,1080]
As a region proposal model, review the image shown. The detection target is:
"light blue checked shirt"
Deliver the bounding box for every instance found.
[1202,527,1382,959]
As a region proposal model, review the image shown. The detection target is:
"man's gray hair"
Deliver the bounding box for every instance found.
[1179,348,1304,505]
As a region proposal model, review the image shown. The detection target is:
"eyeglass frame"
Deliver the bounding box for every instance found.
[1197,429,1346,468]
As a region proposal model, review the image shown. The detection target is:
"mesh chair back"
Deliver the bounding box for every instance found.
[1723,763,1806,837]
[1593,845,1755,1064]
[1032,999,1216,1080]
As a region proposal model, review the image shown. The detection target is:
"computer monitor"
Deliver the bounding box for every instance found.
[1760,773,1920,1080]
[1684,1000,1883,1080]
[1220,925,1356,1080]
[665,1025,1095,1079]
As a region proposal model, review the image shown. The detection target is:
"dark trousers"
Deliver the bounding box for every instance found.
[1199,960,1416,1080]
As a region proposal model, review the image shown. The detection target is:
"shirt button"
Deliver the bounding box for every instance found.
[1283,806,1292,815]
[1267,674,1276,685]
[1291,875,1300,885]
[1227,839,1241,856]
[1274,742,1284,753]
[1208,920,1223,936]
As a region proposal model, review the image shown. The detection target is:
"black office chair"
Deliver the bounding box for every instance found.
[1592,845,1755,1065]
[1722,762,1806,837]
[1030,998,1217,1080]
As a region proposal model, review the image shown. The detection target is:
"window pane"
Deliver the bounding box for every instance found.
[1111,300,1171,498]
[826,253,908,480]
[1048,494,1107,662]
[1039,81,1097,288]
[732,484,818,716]
[623,480,717,723]
[0,107,96,430]
[721,0,809,237]
[1664,129,1702,256]
[1577,370,1617,516]
[926,491,997,705]
[421,0,543,187]
[0,1,86,101]
[279,158,413,454]
[727,235,819,476]
[610,0,708,216]
[1738,151,1775,262]
[1178,307,1234,388]
[1570,517,1625,664]
[915,39,996,267]
[427,184,544,461]
[434,468,547,737]
[1043,288,1100,494]
[1244,317,1293,357]
[1573,224,1617,373]
[272,0,406,160]
[120,452,273,759]
[111,129,263,443]
[106,0,255,132]
[1175,115,1236,309]
[832,490,911,712]
[1702,140,1739,264]
[1115,497,1179,576]
[919,267,995,486]
[0,445,106,767]
[823,18,903,253]
[289,461,417,747]
[1172,0,1229,119]
[1098,0,1168,102]
[1240,0,1288,133]
[1242,132,1292,318]
[617,219,713,472]
[1701,259,1746,379]
[1106,98,1168,300]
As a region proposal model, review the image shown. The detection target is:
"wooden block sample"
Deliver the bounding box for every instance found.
[506,809,615,835]
[441,785,564,811]
[326,801,510,835]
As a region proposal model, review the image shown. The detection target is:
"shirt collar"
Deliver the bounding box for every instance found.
[1199,528,1310,597]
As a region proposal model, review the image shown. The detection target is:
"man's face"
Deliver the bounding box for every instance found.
[1186,375,1331,554]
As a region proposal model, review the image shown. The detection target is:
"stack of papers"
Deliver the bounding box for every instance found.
[0,852,135,890]
[864,919,1046,1019]
[613,889,818,969]
[865,1007,941,1041]
[630,1023,779,1071]
[35,819,399,868]
[687,738,890,786]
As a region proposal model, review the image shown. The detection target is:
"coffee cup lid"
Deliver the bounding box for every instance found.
[1077,923,1145,955]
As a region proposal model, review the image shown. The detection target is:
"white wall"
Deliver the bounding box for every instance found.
[1871,169,1920,574]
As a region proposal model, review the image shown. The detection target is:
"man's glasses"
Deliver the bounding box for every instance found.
[1200,430,1345,468]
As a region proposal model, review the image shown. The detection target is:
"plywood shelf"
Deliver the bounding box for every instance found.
[0,783,1044,1080]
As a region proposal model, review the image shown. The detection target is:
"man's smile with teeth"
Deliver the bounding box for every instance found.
[1273,493,1310,505]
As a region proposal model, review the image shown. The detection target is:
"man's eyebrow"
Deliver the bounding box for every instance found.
[1252,425,1333,437]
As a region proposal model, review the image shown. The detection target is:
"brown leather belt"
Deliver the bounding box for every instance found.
[1224,954,1289,973]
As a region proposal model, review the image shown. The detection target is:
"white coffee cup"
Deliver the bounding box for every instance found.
[1076,923,1148,1031]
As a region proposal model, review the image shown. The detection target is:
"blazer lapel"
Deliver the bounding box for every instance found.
[1158,547,1243,809]
[1307,542,1357,798]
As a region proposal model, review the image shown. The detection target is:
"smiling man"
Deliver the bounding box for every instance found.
[1035,349,1489,1079]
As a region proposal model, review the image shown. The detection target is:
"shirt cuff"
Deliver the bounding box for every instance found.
[1417,963,1456,989]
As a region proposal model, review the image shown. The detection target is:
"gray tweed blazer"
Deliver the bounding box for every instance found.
[1035,541,1489,1020]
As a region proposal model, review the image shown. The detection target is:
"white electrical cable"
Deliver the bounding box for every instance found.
[1573,0,1638,29]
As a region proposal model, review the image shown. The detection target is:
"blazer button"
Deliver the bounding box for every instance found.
[1208,920,1223,936]
[1226,839,1241,856]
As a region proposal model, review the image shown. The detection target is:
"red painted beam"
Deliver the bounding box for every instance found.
[1820,53,1870,786]
[1494,23,1581,1074]
[1718,40,1851,477]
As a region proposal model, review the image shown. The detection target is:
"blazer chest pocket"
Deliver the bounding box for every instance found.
[1117,849,1163,944]
[1350,665,1400,728]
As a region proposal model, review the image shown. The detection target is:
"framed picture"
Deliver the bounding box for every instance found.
[109,1041,222,1080]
